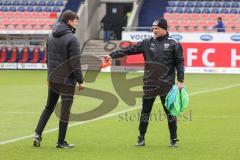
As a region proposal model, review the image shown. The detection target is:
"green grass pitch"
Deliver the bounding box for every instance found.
[0,70,240,160]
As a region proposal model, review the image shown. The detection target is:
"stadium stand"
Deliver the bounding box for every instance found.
[0,0,66,31]
[164,0,240,32]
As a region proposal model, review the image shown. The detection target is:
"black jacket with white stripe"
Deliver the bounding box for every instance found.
[110,33,184,86]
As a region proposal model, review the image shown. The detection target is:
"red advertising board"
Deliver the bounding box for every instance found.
[121,43,240,68]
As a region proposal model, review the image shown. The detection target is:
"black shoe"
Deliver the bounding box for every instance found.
[136,136,145,146]
[56,141,75,149]
[169,139,179,147]
[33,133,42,147]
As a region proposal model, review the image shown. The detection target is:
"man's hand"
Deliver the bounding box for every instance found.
[78,83,85,91]
[104,55,111,61]
[177,82,184,90]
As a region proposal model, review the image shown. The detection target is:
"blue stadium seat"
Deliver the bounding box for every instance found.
[3,1,12,6]
[56,1,64,6]
[213,2,221,8]
[177,2,185,7]
[222,2,230,8]
[168,1,175,7]
[17,6,26,12]
[9,6,17,12]
[211,8,219,14]
[175,8,183,13]
[12,1,20,6]
[220,8,229,14]
[39,1,46,6]
[193,8,201,14]
[29,1,38,6]
[35,6,43,12]
[53,7,61,12]
[202,8,210,14]
[0,7,8,12]
[26,6,34,12]
[186,2,194,7]
[184,8,192,13]
[204,2,212,8]
[195,2,203,8]
[166,7,174,13]
[21,1,29,6]
[43,7,52,12]
[230,9,238,14]
[231,3,239,8]
[47,1,55,6]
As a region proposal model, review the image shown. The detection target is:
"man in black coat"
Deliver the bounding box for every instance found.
[33,10,84,148]
[105,18,184,147]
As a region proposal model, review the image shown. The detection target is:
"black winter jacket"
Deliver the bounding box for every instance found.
[47,22,83,85]
[110,33,184,86]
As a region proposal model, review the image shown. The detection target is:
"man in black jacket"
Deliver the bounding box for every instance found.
[105,18,184,147]
[33,10,84,148]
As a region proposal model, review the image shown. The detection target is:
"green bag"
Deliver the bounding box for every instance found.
[165,85,189,116]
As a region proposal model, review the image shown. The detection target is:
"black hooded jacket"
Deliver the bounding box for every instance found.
[47,22,83,85]
[110,33,184,86]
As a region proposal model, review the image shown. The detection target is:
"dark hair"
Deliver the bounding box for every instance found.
[60,10,79,24]
[217,17,222,21]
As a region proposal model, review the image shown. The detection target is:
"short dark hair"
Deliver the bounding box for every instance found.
[217,17,222,21]
[60,10,79,24]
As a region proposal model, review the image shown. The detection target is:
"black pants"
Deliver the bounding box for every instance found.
[35,82,75,144]
[139,84,177,140]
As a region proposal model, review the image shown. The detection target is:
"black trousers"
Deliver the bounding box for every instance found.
[35,82,75,144]
[139,84,177,140]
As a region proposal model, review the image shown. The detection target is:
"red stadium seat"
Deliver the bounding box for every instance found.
[187,26,196,32]
[225,26,234,33]
[30,48,40,63]
[28,19,37,25]
[7,25,15,30]
[196,27,206,32]
[25,25,33,30]
[163,13,171,19]
[7,47,18,63]
[46,19,56,25]
[31,12,40,18]
[0,47,8,63]
[49,12,57,18]
[178,26,186,32]
[1,19,10,25]
[5,12,14,18]
[33,25,42,30]
[15,25,24,30]
[0,11,4,18]
[207,21,216,27]
[0,25,6,30]
[11,18,21,25]
[37,19,46,25]
[191,14,199,20]
[43,25,51,30]
[19,47,29,63]
[168,26,177,32]
[198,21,207,27]
[22,12,31,18]
[40,12,50,18]
[15,12,23,18]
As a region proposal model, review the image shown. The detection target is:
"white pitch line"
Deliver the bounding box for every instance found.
[0,83,239,145]
[0,111,38,114]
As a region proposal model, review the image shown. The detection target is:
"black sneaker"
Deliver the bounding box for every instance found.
[33,133,42,147]
[56,141,75,149]
[136,136,145,146]
[169,139,179,147]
